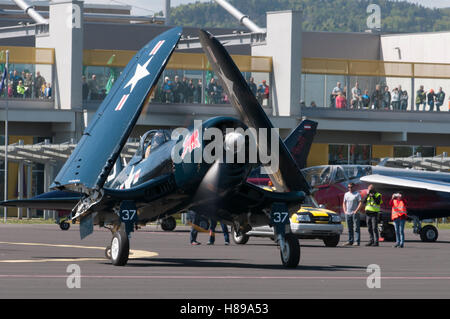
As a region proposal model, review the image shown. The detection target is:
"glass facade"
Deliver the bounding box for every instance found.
[393,145,435,158]
[329,144,372,165]
[82,66,271,106]
[0,64,54,100]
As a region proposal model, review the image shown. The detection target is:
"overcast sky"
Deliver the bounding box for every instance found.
[82,0,449,15]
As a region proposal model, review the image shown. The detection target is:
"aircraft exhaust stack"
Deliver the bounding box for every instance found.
[213,0,265,33]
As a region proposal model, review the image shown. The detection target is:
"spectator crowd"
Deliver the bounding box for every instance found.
[80,73,270,106]
[325,81,448,112]
[0,69,52,99]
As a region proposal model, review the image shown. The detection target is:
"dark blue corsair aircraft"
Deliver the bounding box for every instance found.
[1,27,316,268]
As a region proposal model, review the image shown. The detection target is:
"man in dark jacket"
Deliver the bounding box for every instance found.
[371,85,383,110]
[382,86,391,110]
[435,87,445,112]
[416,85,426,111]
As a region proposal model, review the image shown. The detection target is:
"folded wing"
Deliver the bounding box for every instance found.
[51,27,182,194]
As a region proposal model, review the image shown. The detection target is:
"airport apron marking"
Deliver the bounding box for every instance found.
[0,241,158,263]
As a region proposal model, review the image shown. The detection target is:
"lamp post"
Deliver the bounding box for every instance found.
[3,50,9,223]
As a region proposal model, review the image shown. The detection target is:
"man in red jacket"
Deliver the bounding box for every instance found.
[390,192,408,248]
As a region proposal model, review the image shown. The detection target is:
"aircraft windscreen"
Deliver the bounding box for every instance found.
[303,166,332,187]
[343,166,372,180]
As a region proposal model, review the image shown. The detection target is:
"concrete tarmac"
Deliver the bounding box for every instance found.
[0,224,449,299]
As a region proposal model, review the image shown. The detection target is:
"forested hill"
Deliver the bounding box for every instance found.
[168,0,450,33]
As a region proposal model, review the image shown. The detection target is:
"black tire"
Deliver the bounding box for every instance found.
[420,225,438,242]
[110,230,130,266]
[161,216,176,231]
[323,235,340,247]
[231,226,249,245]
[59,221,70,231]
[280,233,300,268]
[381,223,396,242]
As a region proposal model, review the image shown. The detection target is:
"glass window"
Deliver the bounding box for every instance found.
[350,145,371,165]
[394,146,435,158]
[335,167,346,182]
[329,144,371,165]
[329,144,348,165]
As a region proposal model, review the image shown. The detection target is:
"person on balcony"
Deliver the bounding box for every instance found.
[435,87,445,112]
[400,89,408,111]
[382,86,391,110]
[331,82,342,108]
[162,76,174,103]
[391,87,400,111]
[88,74,99,100]
[415,85,426,111]
[16,80,26,98]
[427,89,435,112]
[34,71,46,99]
[207,78,219,104]
[44,82,52,99]
[371,85,382,110]
[361,90,370,109]
[335,91,347,109]
[351,82,361,109]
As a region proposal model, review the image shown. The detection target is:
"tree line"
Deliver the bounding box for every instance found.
[166,0,450,33]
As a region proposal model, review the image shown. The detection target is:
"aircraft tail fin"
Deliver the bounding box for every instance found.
[284,119,318,169]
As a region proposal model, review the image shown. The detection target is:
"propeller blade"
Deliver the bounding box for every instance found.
[198,29,310,193]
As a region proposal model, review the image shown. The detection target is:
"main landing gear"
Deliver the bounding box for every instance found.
[271,202,301,268]
[279,233,300,268]
[413,217,438,242]
[105,225,130,266]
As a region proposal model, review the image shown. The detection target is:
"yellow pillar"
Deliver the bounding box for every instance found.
[307,143,329,167]
[6,136,34,218]
[436,147,450,156]
[372,145,393,160]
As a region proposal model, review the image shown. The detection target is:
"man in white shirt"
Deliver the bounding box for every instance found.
[331,82,342,108]
[351,82,361,108]
[342,183,362,246]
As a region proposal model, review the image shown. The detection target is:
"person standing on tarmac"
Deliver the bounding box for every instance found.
[342,183,362,246]
[390,192,408,248]
[363,184,383,246]
[207,219,230,245]
[189,210,202,246]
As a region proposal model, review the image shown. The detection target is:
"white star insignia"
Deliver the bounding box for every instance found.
[124,57,153,93]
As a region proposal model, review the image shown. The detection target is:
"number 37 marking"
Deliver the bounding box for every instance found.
[272,212,289,224]
[121,209,136,221]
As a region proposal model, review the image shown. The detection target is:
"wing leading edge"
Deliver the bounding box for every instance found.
[361,174,450,193]
[51,27,182,194]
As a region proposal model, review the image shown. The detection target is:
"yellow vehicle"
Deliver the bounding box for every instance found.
[231,196,343,247]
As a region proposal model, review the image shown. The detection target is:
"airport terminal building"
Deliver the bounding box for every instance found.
[1,0,450,216]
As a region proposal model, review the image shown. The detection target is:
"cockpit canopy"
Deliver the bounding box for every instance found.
[303,165,372,187]
[138,129,172,160]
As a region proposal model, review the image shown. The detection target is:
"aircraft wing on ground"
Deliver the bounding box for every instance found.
[51,27,182,194]
[361,174,450,193]
[1,191,81,210]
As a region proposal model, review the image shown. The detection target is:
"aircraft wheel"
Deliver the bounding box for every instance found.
[161,216,176,231]
[59,221,70,231]
[110,230,129,266]
[323,235,340,247]
[231,226,249,245]
[280,233,300,268]
[105,246,112,260]
[381,223,396,242]
[420,225,438,242]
